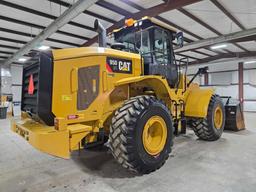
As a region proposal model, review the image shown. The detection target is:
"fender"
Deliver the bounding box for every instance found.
[185,87,214,118]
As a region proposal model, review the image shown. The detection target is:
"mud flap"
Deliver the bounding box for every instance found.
[221,97,245,131]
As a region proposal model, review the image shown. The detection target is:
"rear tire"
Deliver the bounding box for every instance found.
[109,95,173,174]
[190,95,225,141]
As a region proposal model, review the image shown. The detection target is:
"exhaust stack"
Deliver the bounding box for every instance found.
[94,19,107,47]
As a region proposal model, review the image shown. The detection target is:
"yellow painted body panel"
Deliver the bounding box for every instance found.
[114,75,211,125]
[11,118,92,158]
[115,75,183,100]
[185,86,214,118]
[51,47,141,123]
[52,47,141,61]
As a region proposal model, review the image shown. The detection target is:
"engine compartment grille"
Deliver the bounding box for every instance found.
[21,51,55,125]
[22,55,40,114]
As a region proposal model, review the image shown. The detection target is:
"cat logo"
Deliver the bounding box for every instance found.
[106,57,132,74]
[118,61,131,72]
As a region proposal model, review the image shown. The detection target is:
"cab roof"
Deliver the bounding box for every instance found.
[112,16,177,35]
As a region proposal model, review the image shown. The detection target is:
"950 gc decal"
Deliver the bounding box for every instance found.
[106,57,132,74]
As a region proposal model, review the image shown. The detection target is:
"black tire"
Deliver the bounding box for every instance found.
[190,95,225,141]
[109,95,173,174]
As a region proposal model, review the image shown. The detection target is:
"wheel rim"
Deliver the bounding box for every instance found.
[142,116,167,156]
[214,105,223,129]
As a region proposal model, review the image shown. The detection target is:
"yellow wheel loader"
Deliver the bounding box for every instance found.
[11,17,244,174]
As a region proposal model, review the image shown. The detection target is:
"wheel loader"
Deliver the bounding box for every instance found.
[11,17,245,174]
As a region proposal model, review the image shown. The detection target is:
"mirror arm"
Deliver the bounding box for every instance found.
[187,66,209,87]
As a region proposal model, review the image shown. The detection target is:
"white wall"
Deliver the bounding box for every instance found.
[11,65,23,116]
[1,67,12,95]
[187,61,256,112]
[248,70,256,84]
[211,72,233,85]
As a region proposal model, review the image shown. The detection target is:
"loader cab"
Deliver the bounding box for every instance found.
[112,17,183,87]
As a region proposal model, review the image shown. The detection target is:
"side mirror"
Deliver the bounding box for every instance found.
[176,32,184,48]
[111,43,126,50]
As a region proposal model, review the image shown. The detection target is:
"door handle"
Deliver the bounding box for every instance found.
[71,68,78,93]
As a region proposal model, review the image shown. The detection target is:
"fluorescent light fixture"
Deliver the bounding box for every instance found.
[211,44,227,50]
[18,58,27,62]
[38,45,50,50]
[244,60,256,64]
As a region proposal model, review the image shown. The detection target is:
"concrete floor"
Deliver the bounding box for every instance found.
[0,113,256,192]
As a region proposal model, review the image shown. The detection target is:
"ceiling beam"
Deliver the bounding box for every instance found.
[176,53,201,60]
[0,56,9,59]
[228,35,256,43]
[119,0,142,10]
[175,27,256,52]
[0,37,27,45]
[209,0,249,52]
[175,43,249,54]
[154,17,224,56]
[0,15,90,41]
[48,0,116,23]
[83,0,203,46]
[0,37,59,49]
[193,50,213,57]
[0,44,20,50]
[1,0,95,32]
[155,16,203,40]
[0,51,14,55]
[234,43,250,52]
[178,8,248,53]
[210,0,246,30]
[178,8,222,35]
[2,0,99,66]
[189,51,256,65]
[96,1,132,17]
[0,27,80,47]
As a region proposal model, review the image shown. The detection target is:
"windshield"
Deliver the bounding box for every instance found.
[114,28,150,54]
[114,27,173,64]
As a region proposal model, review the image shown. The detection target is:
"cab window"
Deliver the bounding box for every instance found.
[153,28,171,64]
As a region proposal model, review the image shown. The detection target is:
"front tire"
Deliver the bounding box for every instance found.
[190,95,225,141]
[109,95,173,174]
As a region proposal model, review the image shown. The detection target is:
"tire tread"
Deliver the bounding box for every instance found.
[109,95,172,173]
[190,95,224,141]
